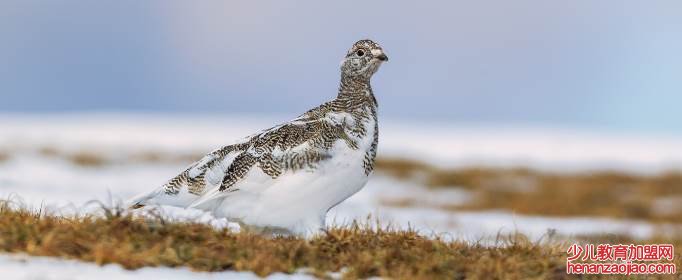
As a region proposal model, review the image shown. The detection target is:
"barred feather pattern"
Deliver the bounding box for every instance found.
[162,76,379,196]
[157,39,386,200]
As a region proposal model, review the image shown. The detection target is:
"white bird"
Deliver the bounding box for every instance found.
[128,39,388,236]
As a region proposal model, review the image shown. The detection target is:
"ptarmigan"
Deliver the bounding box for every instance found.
[128,39,388,236]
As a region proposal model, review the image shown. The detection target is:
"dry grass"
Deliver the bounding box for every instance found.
[0,200,591,279]
[39,147,108,167]
[0,150,9,163]
[376,158,682,224]
[68,152,108,167]
[0,201,679,279]
[38,147,201,167]
[2,150,677,277]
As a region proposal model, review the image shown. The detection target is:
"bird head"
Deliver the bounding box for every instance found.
[341,39,388,80]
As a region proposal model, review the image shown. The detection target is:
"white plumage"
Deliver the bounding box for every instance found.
[128,39,388,236]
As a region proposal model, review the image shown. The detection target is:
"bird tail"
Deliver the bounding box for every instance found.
[187,187,229,210]
[125,188,163,209]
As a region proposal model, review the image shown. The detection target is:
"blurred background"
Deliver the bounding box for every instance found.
[1,0,682,250]
[1,1,681,133]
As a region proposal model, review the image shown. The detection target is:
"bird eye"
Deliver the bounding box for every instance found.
[356,49,365,57]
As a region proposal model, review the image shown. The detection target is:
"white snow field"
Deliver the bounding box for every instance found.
[0,254,315,280]
[1,113,681,278]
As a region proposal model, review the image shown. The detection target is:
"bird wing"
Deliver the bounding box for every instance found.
[127,141,249,209]
[129,102,357,211]
[187,115,351,209]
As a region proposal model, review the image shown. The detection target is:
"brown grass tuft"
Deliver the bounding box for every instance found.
[376,158,682,224]
[39,147,107,167]
[0,201,597,279]
[127,151,202,165]
[38,146,60,157]
[68,152,108,167]
[36,147,202,167]
[0,151,9,163]
[0,200,679,279]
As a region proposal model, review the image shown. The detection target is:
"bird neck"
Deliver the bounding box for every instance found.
[337,75,374,103]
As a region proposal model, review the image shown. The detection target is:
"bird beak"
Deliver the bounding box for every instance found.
[371,49,389,62]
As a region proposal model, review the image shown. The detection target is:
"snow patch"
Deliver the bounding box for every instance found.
[0,254,315,280]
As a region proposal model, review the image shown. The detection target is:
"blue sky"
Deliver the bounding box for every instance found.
[1,1,681,134]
